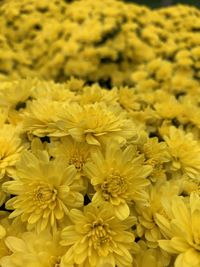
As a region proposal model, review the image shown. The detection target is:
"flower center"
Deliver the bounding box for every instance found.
[101,171,127,201]
[69,152,85,171]
[33,184,57,203]
[90,219,111,252]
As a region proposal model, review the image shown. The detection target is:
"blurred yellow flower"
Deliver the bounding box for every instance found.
[118,86,140,112]
[80,83,118,106]
[0,124,23,179]
[0,212,26,259]
[60,102,137,146]
[0,231,65,267]
[164,127,200,180]
[23,99,66,138]
[133,240,171,267]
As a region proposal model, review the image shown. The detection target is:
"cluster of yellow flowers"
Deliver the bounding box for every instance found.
[0,0,157,85]
[0,0,200,88]
[0,0,200,267]
[0,76,200,267]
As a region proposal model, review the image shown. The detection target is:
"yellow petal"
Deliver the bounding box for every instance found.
[86,133,100,146]
[9,208,23,219]
[28,212,42,224]
[5,236,26,252]
[171,237,190,253]
[114,202,130,220]
[61,226,80,246]
[0,225,6,239]
[184,248,200,266]
[158,240,176,254]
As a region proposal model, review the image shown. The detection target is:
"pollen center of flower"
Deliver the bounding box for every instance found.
[101,171,127,200]
[90,219,111,252]
[33,184,57,203]
[69,152,85,171]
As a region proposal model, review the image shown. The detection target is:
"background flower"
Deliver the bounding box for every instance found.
[0,230,65,267]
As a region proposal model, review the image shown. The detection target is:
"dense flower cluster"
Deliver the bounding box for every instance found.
[0,75,199,266]
[0,0,199,87]
[0,0,200,267]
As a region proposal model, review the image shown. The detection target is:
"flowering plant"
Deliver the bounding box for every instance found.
[0,1,200,267]
[0,75,199,267]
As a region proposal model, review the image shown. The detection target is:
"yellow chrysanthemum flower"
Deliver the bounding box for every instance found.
[84,142,152,220]
[24,99,137,145]
[132,240,171,267]
[154,95,184,121]
[158,193,200,267]
[3,149,85,232]
[79,83,118,106]
[32,79,77,103]
[138,136,170,182]
[182,178,200,197]
[0,78,38,125]
[59,102,137,146]
[48,136,91,178]
[118,86,140,112]
[0,79,34,111]
[0,124,23,179]
[0,231,65,267]
[61,203,137,267]
[135,180,181,248]
[0,212,26,259]
[164,126,200,180]
[23,99,66,138]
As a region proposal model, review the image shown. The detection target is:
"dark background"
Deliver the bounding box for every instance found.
[125,0,200,8]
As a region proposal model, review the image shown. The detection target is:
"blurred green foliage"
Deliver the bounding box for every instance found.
[125,0,200,8]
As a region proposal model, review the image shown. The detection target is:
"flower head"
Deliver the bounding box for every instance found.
[118,86,140,112]
[158,193,200,267]
[61,203,136,267]
[84,142,152,220]
[80,83,118,106]
[0,124,23,179]
[138,136,170,182]
[60,102,137,146]
[48,136,92,178]
[23,99,66,138]
[0,231,65,267]
[3,149,85,232]
[164,127,200,180]
[0,212,26,259]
